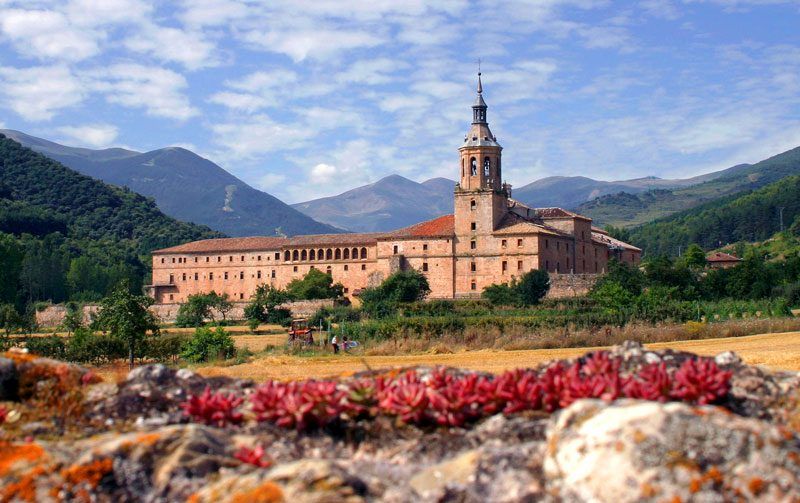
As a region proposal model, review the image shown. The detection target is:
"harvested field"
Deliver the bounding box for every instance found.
[198,330,800,381]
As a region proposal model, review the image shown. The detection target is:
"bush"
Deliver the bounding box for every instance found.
[483,270,550,307]
[181,326,236,363]
[144,333,190,362]
[360,270,431,318]
[66,328,127,364]
[245,285,293,325]
[25,336,67,360]
[483,283,519,307]
[309,305,361,327]
[175,292,232,327]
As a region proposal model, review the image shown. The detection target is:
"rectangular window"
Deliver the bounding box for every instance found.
[239,271,244,279]
[161,258,164,264]
[169,274,174,284]
[557,242,560,250]
[393,245,399,254]
[240,293,244,300]
[501,239,507,248]
[257,255,262,261]
[566,243,570,252]
[502,261,508,273]
[194,273,198,280]
[217,256,221,262]
[194,257,198,263]
[361,264,366,271]
[422,262,428,272]
[517,239,523,247]
[470,240,476,250]
[229,256,233,262]
[206,257,210,262]
[241,255,245,261]
[257,271,262,279]
[470,200,476,210]
[471,281,477,290]
[423,244,428,251]
[224,272,229,280]
[275,252,280,260]
[344,287,349,294]
[182,273,186,281]
[470,262,476,272]
[169,294,174,301]
[471,222,476,231]
[209,272,214,280]
[271,270,276,278]
[293,266,298,272]
[172,258,175,263]
[518,260,523,270]
[344,264,349,271]
[546,260,549,271]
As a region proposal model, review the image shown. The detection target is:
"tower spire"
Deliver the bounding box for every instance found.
[472,67,487,124]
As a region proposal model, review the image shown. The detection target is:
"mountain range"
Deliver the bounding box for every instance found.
[0,130,340,238]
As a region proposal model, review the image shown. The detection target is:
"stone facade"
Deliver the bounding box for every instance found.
[148,74,640,305]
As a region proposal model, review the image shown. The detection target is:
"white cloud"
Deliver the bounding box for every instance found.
[57,123,119,147]
[0,8,100,61]
[211,114,315,159]
[124,23,218,70]
[178,0,249,27]
[242,27,383,62]
[257,172,288,190]
[88,64,198,120]
[310,163,338,183]
[0,65,84,120]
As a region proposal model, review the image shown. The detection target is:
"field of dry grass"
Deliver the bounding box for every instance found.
[196,331,800,381]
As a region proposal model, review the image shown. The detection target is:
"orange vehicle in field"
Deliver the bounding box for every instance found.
[288,318,315,345]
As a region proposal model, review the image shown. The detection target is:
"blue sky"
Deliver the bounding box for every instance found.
[0,0,799,203]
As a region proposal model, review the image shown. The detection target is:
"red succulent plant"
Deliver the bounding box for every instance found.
[234,444,272,468]
[670,358,732,405]
[181,387,244,427]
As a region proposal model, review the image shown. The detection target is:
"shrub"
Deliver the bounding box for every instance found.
[308,305,361,327]
[181,326,236,362]
[483,282,519,307]
[66,328,127,364]
[144,333,189,362]
[244,285,293,325]
[516,269,550,305]
[175,292,232,327]
[25,336,67,360]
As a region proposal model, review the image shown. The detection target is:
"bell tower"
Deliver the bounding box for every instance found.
[454,71,508,240]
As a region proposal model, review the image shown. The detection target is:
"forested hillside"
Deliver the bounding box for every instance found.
[630,175,800,257]
[0,134,222,307]
[578,147,800,227]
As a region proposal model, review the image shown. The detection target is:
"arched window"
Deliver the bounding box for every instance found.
[470,157,477,176]
[484,157,490,177]
[309,249,316,260]
[318,249,324,260]
[284,250,290,261]
[351,247,358,259]
[326,249,333,260]
[326,266,332,274]
[292,250,299,261]
[360,247,367,259]
[335,248,341,260]
[301,249,307,261]
[343,248,350,260]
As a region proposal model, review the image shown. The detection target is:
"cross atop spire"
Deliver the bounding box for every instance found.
[472,66,487,124]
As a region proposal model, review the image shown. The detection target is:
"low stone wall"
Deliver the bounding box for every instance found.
[36,299,337,328]
[547,273,599,299]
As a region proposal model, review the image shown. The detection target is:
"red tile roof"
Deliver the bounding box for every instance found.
[384,214,455,239]
[535,207,592,221]
[707,252,741,263]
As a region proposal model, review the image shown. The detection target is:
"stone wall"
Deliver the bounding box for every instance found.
[35,299,336,328]
[546,273,599,299]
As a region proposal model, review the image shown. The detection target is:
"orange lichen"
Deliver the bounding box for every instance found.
[230,482,284,503]
[748,477,766,495]
[0,465,46,503]
[60,458,113,490]
[640,482,659,497]
[135,433,162,446]
[2,351,36,364]
[689,466,723,494]
[0,442,45,476]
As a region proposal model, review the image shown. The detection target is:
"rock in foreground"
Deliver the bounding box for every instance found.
[0,342,799,502]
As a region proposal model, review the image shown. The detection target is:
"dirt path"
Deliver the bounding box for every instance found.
[198,331,800,381]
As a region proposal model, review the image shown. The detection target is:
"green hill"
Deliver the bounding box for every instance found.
[629,175,800,257]
[0,133,222,306]
[577,147,800,227]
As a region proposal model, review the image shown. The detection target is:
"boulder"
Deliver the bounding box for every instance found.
[544,399,800,502]
[0,356,18,400]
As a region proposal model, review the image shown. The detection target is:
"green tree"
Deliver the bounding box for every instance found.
[181,326,236,363]
[590,280,636,313]
[61,301,84,336]
[244,284,293,325]
[286,269,344,300]
[93,280,160,369]
[595,259,644,297]
[682,244,707,269]
[0,233,23,305]
[380,270,431,303]
[515,269,550,305]
[0,303,22,343]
